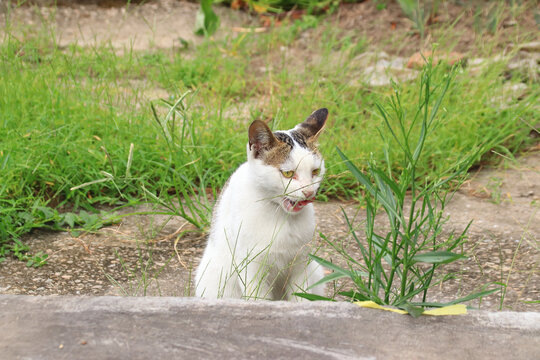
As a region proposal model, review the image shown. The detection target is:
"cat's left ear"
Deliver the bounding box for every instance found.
[296,108,328,139]
[248,120,277,159]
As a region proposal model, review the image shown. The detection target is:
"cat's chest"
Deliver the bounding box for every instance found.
[239,204,316,250]
[215,163,317,250]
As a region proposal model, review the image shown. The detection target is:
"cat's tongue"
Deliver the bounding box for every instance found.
[292,199,312,212]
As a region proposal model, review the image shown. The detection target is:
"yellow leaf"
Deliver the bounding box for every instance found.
[355,301,408,314]
[423,304,467,316]
[355,301,467,316]
[253,3,268,14]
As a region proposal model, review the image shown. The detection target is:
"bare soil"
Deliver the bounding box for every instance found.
[0,1,538,310]
[2,0,255,51]
[3,0,538,54]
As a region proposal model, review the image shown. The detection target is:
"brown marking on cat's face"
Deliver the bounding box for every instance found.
[261,141,292,168]
[306,137,321,155]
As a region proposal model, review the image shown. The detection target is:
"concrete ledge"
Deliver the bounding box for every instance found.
[1,295,539,359]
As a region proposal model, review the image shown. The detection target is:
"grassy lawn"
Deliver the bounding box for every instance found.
[0,1,538,263]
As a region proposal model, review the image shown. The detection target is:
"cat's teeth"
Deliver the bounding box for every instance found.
[291,199,313,212]
[282,197,314,213]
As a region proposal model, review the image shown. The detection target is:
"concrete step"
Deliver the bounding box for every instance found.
[1,295,539,359]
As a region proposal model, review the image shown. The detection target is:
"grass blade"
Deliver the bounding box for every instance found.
[307,271,349,290]
[412,251,465,264]
[293,293,335,301]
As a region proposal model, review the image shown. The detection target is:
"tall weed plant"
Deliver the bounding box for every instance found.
[146,92,214,229]
[300,63,498,314]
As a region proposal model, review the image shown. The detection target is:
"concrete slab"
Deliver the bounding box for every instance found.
[1,295,539,360]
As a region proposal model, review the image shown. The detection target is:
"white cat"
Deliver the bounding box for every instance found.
[194,108,329,300]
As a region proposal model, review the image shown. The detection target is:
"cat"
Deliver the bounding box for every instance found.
[194,108,329,300]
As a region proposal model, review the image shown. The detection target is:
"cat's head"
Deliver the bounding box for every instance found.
[247,108,328,214]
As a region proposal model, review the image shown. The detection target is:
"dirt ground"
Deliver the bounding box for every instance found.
[1,0,254,50]
[0,0,539,310]
[3,0,537,53]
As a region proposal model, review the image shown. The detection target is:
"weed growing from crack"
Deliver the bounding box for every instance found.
[147,91,214,230]
[297,62,499,314]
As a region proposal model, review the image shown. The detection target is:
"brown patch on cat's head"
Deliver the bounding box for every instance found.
[261,141,292,167]
[248,120,292,167]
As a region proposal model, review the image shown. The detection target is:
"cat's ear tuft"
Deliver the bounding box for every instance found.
[248,120,276,158]
[297,108,328,139]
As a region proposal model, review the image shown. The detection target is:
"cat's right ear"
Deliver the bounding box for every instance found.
[297,108,328,140]
[248,120,276,158]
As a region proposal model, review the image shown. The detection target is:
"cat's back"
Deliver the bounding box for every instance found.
[214,162,252,208]
[210,162,257,228]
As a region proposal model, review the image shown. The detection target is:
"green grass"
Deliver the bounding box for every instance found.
[0,8,538,263]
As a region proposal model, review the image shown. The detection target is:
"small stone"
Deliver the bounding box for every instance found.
[518,41,540,52]
[468,58,486,66]
[507,57,537,71]
[489,82,528,109]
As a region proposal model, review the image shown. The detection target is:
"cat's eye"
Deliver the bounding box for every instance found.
[281,170,295,178]
[312,168,321,177]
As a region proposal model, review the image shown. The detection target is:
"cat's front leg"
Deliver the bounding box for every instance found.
[238,261,275,300]
[285,260,326,302]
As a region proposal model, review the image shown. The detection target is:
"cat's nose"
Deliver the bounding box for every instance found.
[302,190,315,199]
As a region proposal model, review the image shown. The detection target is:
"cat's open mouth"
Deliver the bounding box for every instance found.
[282,197,313,213]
